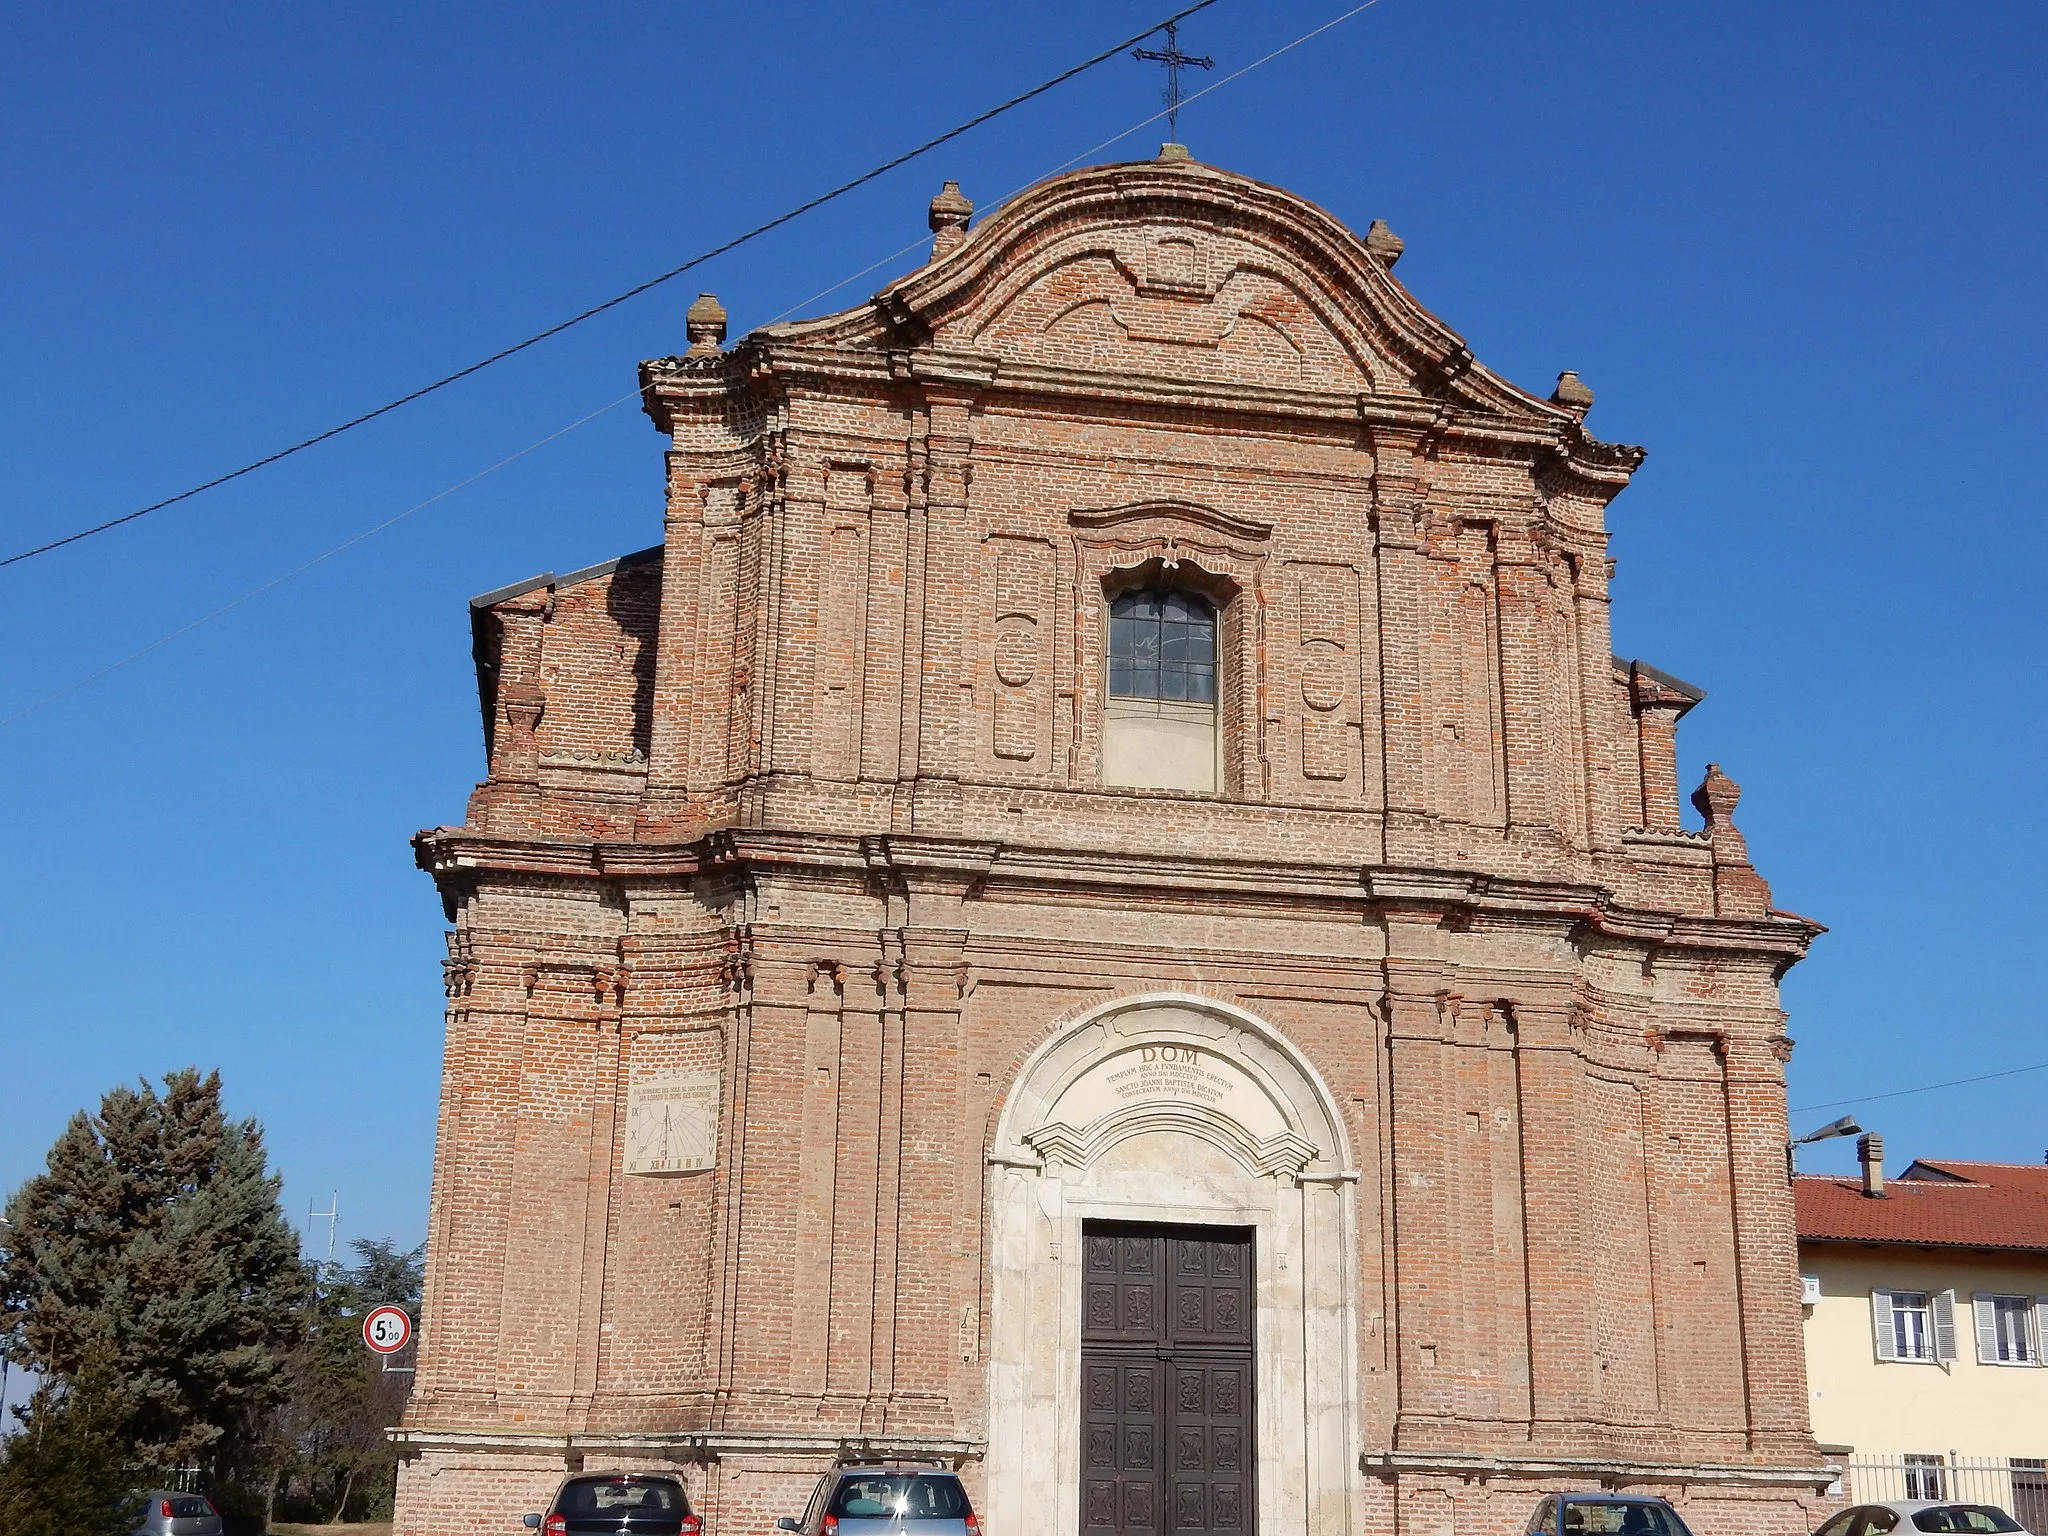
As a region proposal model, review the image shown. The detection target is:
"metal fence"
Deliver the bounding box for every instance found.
[1838,1458,2048,1530]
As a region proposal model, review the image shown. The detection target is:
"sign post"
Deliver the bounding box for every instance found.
[362,1304,413,1356]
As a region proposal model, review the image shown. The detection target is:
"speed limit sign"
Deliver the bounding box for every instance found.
[362,1305,413,1354]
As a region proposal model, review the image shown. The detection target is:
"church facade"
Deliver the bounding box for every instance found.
[396,153,1830,1536]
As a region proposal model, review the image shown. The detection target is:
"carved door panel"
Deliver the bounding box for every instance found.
[1082,1222,1254,1536]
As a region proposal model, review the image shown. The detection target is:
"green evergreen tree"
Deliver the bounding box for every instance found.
[0,1351,145,1536]
[0,1069,308,1512]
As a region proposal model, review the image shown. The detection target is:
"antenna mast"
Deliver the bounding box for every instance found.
[308,1192,339,1266]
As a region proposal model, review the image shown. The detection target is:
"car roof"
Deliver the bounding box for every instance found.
[832,1464,958,1474]
[1558,1494,1674,1504]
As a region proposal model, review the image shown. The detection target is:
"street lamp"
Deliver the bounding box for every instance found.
[1787,1114,1864,1177]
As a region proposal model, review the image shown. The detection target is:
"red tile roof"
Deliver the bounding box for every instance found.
[1795,1161,2048,1252]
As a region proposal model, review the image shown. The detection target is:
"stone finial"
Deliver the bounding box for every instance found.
[1692,763,1773,918]
[1156,142,1193,164]
[685,293,728,357]
[1551,370,1595,415]
[1364,219,1404,268]
[928,180,974,260]
[1691,762,1741,831]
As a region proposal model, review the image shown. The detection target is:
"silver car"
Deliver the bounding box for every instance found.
[1816,1504,2033,1536]
[1526,1495,1696,1536]
[132,1492,224,1536]
[778,1464,977,1536]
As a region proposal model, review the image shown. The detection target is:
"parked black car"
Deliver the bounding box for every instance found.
[524,1474,702,1536]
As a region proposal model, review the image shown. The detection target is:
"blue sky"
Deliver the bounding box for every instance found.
[3,0,2044,1294]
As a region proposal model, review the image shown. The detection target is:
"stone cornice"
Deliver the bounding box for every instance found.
[1363,1450,1837,1491]
[390,1425,983,1462]
[647,340,1641,491]
[413,826,1819,964]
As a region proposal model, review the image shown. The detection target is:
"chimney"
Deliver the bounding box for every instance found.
[1858,1133,1885,1198]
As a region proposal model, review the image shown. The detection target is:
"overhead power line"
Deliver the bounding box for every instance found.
[0,395,641,729]
[2,0,1395,728]
[1790,1059,2048,1115]
[0,0,1222,573]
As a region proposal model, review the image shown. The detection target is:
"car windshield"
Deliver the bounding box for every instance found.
[1563,1502,1689,1536]
[167,1499,216,1518]
[558,1478,687,1515]
[1910,1509,2023,1533]
[828,1476,970,1520]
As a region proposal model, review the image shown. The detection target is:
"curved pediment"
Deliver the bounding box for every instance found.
[771,157,1575,424]
[992,994,1349,1179]
[1069,499,1273,545]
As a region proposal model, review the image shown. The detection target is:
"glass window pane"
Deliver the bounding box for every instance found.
[1107,587,1217,701]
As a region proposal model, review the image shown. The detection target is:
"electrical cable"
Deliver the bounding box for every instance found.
[1790,1060,2048,1116]
[0,395,640,728]
[759,0,1389,329]
[0,0,1392,728]
[0,0,1222,573]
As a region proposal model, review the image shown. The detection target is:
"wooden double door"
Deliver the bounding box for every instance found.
[1080,1222,1255,1536]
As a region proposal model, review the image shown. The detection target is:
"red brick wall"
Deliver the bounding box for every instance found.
[398,157,1826,1536]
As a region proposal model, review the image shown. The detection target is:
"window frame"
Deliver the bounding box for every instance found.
[1973,1293,2047,1366]
[1107,586,1219,706]
[1903,1454,1948,1501]
[1098,574,1229,795]
[1873,1288,1957,1363]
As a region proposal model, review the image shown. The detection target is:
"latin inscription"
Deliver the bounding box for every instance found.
[1044,1031,1290,1144]
[1104,1046,1235,1106]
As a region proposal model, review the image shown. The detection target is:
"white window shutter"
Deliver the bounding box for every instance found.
[1976,1295,2001,1363]
[1874,1290,1899,1361]
[1933,1289,1959,1362]
[2035,1297,2048,1364]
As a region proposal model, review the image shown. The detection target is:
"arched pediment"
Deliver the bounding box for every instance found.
[840,159,1572,422]
[1070,498,1273,545]
[993,994,1350,1181]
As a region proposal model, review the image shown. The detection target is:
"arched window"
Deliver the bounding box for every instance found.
[1103,586,1220,791]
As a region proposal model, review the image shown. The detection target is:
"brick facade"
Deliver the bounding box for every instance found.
[396,154,1831,1536]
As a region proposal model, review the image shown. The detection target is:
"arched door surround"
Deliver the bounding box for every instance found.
[984,994,1362,1536]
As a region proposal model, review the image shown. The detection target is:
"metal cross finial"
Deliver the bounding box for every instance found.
[1132,21,1214,145]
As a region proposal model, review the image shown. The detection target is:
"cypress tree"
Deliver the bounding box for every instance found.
[0,1069,308,1510]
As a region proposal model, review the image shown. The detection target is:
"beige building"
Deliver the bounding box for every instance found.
[1796,1142,2048,1527]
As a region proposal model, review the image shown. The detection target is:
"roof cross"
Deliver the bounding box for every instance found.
[1132,21,1214,146]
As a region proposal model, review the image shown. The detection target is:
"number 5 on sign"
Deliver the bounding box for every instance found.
[362,1305,412,1354]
